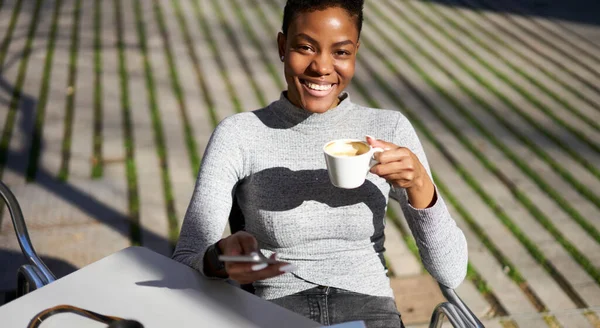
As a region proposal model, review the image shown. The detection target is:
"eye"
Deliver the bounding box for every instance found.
[335,50,351,57]
[297,45,314,53]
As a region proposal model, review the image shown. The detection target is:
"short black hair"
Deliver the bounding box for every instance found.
[282,0,364,39]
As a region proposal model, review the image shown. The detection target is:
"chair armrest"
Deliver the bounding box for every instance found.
[429,283,485,328]
[0,181,56,289]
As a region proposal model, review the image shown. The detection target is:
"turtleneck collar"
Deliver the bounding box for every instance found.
[268,91,354,129]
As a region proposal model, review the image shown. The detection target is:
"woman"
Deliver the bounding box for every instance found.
[172,0,468,327]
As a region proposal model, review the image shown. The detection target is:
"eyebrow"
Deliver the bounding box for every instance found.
[295,33,355,47]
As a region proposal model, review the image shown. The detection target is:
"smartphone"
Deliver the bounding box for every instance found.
[218,253,280,264]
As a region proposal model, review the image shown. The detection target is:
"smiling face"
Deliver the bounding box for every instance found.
[278,6,360,113]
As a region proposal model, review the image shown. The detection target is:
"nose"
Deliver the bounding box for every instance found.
[309,52,334,76]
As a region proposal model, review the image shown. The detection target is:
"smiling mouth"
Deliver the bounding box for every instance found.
[303,80,333,91]
[300,79,336,97]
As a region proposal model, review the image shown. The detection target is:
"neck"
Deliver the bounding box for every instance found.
[284,92,342,113]
[264,91,353,130]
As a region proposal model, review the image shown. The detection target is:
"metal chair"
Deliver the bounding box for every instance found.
[0,180,56,297]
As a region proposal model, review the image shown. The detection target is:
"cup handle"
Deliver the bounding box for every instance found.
[369,148,384,169]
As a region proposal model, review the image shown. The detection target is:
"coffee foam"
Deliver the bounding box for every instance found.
[325,141,370,157]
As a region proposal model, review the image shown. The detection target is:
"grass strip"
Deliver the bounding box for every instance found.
[454,0,600,97]
[114,0,140,245]
[169,0,219,128]
[499,319,520,328]
[543,315,563,328]
[188,0,242,115]
[352,75,508,316]
[369,2,600,249]
[26,0,63,181]
[465,263,509,317]
[0,0,23,73]
[152,0,200,175]
[58,0,82,182]
[133,0,179,247]
[420,0,600,135]
[91,0,103,178]
[404,0,600,165]
[583,310,600,327]
[228,0,285,90]
[431,0,600,112]
[359,28,592,307]
[0,0,44,175]
[208,0,268,107]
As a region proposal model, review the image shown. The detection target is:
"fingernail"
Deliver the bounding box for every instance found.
[365,135,375,141]
[279,264,298,273]
[251,263,268,271]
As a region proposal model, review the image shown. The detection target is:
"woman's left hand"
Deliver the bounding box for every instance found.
[367,136,437,209]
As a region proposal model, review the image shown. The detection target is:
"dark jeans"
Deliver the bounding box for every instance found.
[269,286,405,328]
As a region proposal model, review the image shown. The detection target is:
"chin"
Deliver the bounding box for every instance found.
[287,80,343,113]
[297,87,342,113]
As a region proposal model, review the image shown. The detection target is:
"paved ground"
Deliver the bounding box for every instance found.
[1,0,600,327]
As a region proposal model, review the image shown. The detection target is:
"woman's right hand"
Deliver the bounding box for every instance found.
[217,231,296,285]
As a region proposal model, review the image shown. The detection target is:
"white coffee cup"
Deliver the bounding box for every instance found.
[323,139,384,189]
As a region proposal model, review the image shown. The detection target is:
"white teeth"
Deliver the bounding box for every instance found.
[305,82,333,91]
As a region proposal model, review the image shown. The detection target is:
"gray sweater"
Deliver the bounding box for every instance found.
[173,93,468,300]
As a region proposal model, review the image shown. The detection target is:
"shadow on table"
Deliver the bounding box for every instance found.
[135,278,203,290]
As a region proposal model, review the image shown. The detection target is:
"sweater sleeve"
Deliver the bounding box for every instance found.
[389,115,468,288]
[172,116,244,276]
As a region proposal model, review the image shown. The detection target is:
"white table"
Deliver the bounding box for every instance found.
[0,247,323,328]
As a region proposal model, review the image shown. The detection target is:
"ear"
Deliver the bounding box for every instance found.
[277,32,286,59]
[356,41,360,54]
